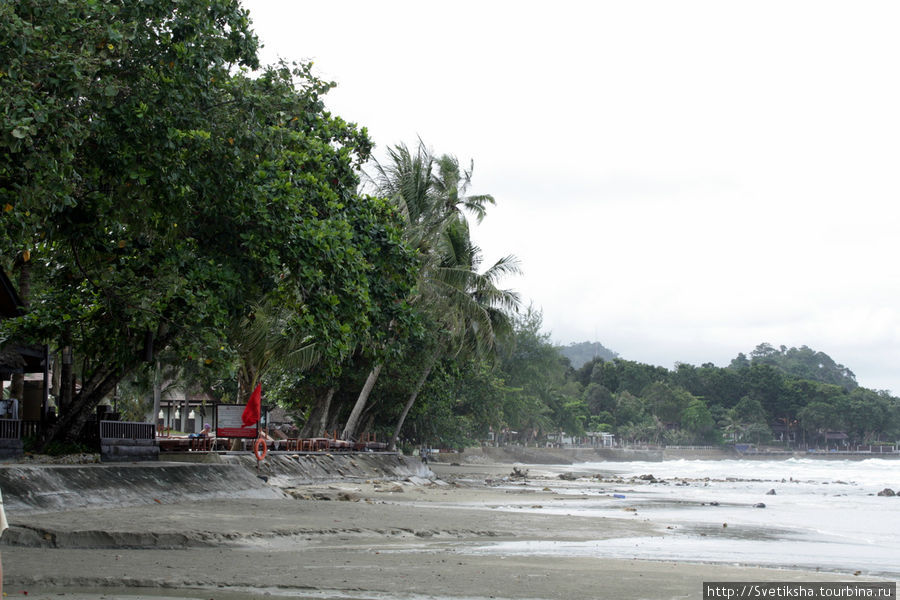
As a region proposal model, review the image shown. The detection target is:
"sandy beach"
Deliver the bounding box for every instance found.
[3,460,887,600]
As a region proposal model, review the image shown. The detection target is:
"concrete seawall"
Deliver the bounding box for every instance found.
[0,452,432,514]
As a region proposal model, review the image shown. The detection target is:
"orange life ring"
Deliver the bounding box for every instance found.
[253,436,268,460]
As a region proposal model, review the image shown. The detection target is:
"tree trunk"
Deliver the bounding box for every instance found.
[39,364,121,448]
[390,358,436,451]
[9,257,31,410]
[40,329,173,450]
[341,363,382,440]
[151,361,161,433]
[361,413,375,438]
[50,351,61,406]
[59,344,74,417]
[318,387,336,435]
[300,387,334,438]
[325,409,342,436]
[238,363,258,404]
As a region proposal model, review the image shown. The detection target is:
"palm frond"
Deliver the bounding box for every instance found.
[367,138,520,361]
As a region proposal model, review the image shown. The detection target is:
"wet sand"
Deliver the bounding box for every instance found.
[3,462,879,600]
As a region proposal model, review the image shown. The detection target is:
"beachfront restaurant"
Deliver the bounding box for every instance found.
[153,392,218,435]
[152,393,271,437]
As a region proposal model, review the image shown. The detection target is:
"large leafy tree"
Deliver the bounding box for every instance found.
[495,308,582,442]
[0,0,415,445]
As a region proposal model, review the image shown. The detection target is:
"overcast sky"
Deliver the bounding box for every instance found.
[242,1,900,394]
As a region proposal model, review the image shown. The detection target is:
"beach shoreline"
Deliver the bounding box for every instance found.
[3,460,892,600]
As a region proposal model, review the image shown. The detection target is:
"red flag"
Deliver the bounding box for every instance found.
[242,383,261,427]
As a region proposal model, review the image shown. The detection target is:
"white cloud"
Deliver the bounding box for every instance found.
[242,0,900,393]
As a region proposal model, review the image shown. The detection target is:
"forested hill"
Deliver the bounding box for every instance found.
[557,341,619,368]
[729,343,858,390]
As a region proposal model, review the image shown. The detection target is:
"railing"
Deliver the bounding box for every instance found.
[22,420,42,438]
[0,419,21,439]
[99,420,156,440]
[0,419,43,439]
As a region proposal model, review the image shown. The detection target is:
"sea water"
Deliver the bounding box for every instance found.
[464,458,900,577]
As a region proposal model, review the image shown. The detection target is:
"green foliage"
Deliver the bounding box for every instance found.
[38,440,93,457]
[450,338,900,447]
[0,0,416,445]
[584,383,615,415]
[614,391,646,427]
[643,382,693,425]
[681,398,716,442]
[742,343,857,390]
[337,139,520,442]
[304,313,900,447]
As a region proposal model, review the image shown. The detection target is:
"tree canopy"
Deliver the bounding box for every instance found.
[1,0,415,445]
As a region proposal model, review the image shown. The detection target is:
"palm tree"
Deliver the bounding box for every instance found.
[341,141,518,441]
[388,217,520,449]
[230,299,320,402]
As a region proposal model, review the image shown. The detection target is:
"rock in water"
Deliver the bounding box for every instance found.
[753,502,766,508]
[766,489,776,495]
[876,488,896,497]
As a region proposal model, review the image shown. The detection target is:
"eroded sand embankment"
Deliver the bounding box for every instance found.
[0,452,431,514]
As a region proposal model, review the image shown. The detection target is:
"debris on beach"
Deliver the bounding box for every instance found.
[406,475,432,486]
[510,466,529,479]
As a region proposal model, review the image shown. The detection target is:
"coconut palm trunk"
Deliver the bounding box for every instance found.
[390,354,438,451]
[342,363,382,440]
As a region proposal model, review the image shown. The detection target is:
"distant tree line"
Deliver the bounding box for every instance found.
[558,342,898,448]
